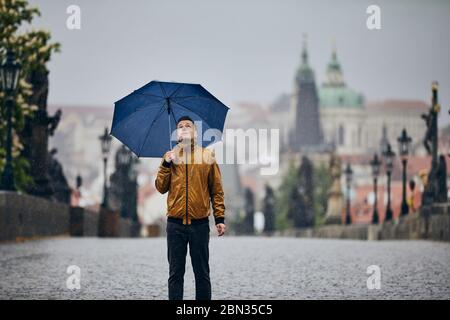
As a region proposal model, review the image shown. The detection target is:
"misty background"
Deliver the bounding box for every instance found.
[27,0,450,124]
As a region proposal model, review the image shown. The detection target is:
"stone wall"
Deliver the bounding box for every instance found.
[277,203,450,242]
[378,204,450,241]
[1,192,137,241]
[0,191,70,241]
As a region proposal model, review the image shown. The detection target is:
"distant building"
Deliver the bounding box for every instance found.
[225,41,430,203]
[289,37,324,152]
[318,47,366,155]
[286,42,428,156]
[365,99,428,154]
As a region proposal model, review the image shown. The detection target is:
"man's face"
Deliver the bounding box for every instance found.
[177,120,196,141]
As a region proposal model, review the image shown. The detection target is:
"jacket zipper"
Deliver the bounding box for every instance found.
[185,150,188,225]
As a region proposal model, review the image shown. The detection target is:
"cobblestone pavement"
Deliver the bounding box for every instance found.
[0,236,449,299]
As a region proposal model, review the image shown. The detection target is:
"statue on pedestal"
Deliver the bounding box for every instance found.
[324,152,344,224]
[48,148,70,204]
[21,67,65,200]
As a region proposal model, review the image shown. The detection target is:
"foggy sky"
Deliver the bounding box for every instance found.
[27,0,450,123]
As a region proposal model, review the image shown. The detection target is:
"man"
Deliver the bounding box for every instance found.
[155,115,226,300]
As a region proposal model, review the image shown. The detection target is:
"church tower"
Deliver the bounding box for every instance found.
[290,35,323,152]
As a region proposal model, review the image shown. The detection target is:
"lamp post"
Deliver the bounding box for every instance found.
[76,174,82,191]
[397,128,412,215]
[370,153,381,224]
[382,143,395,221]
[0,50,22,191]
[344,163,353,225]
[99,127,112,208]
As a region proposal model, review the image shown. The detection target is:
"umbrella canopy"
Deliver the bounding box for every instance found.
[111,81,229,158]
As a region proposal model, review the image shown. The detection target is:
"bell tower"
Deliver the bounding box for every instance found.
[290,34,323,152]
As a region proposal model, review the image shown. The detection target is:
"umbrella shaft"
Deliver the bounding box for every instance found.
[167,105,172,150]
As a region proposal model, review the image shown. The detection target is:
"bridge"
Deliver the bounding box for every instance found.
[1,236,449,299]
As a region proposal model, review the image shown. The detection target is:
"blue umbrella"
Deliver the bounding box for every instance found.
[111,81,229,158]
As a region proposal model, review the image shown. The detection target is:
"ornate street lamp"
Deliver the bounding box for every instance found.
[117,144,132,168]
[0,50,22,191]
[370,153,381,224]
[382,143,395,221]
[99,127,112,208]
[0,51,21,94]
[344,163,353,225]
[397,128,412,215]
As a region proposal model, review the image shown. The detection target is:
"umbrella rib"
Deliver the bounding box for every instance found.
[170,108,178,127]
[136,92,166,99]
[172,95,207,100]
[173,95,228,109]
[136,102,168,157]
[173,100,226,131]
[169,83,185,98]
[171,100,197,115]
[170,109,179,143]
[158,82,168,97]
[172,96,214,101]
[112,101,163,133]
[135,104,163,111]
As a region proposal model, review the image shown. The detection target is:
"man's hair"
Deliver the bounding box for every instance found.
[177,115,194,125]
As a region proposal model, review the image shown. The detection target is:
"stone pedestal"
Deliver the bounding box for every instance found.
[69,206,99,237]
[98,207,120,237]
[324,195,344,225]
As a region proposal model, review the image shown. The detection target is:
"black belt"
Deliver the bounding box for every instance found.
[167,216,209,225]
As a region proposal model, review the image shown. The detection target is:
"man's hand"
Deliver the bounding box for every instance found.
[216,223,226,236]
[164,150,176,163]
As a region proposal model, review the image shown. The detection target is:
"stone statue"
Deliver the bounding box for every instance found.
[296,155,315,227]
[109,146,139,222]
[287,185,307,228]
[244,187,255,234]
[421,113,432,155]
[47,148,70,204]
[421,82,440,206]
[21,67,64,200]
[262,184,275,233]
[324,152,344,224]
[436,154,448,203]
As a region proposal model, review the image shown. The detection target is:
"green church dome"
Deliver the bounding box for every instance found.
[318,47,365,109]
[319,86,364,109]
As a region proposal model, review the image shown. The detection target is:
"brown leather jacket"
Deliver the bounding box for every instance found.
[155,140,225,225]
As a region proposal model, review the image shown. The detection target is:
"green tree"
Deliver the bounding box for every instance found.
[274,160,298,230]
[0,0,60,191]
[275,157,332,230]
[313,163,332,226]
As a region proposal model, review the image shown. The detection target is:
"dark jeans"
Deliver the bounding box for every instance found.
[166,219,211,300]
